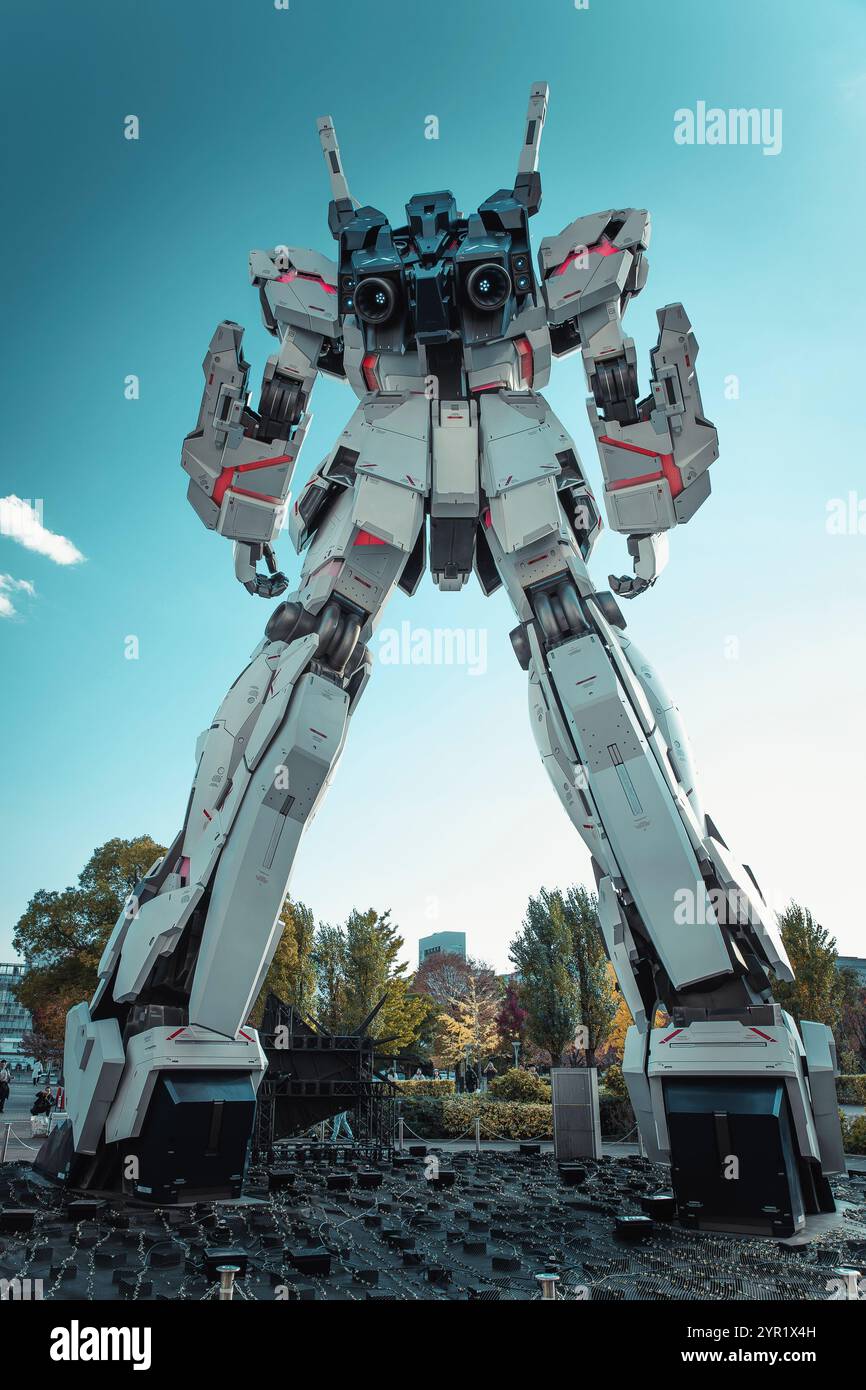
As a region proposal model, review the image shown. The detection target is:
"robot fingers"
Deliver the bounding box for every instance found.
[244,571,289,599]
[609,572,651,600]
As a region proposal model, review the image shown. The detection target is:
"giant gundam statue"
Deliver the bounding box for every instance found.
[38,85,844,1235]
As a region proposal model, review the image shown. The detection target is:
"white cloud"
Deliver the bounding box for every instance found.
[0,495,84,565]
[0,572,36,619]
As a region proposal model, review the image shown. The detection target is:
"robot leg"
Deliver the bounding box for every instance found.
[42,478,422,1201]
[492,501,843,1236]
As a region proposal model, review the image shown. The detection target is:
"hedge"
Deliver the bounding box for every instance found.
[398,1092,637,1142]
[394,1078,455,1097]
[489,1068,552,1104]
[841,1111,866,1155]
[836,1074,866,1105]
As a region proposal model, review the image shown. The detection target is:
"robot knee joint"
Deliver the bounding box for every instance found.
[265,596,365,675]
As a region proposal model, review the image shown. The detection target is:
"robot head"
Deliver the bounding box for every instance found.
[316,85,550,347]
[404,191,459,261]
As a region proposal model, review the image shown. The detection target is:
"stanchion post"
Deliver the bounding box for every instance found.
[217,1265,239,1301]
[474,1116,481,1154]
[536,1272,559,1300]
[0,1122,10,1163]
[398,1116,404,1153]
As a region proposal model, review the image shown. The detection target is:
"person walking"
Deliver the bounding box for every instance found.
[330,1110,354,1142]
[0,1060,10,1114]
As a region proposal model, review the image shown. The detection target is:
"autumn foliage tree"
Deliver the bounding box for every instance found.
[249,897,317,1026]
[772,903,844,1029]
[436,974,500,1071]
[12,835,166,1027]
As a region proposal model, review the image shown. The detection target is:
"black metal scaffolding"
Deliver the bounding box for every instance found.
[252,993,397,1162]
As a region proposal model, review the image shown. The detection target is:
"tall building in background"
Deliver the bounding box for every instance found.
[838,956,866,984]
[0,962,33,1065]
[419,932,467,967]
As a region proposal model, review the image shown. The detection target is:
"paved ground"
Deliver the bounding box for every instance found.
[0,1076,57,1163]
[3,1148,866,1302]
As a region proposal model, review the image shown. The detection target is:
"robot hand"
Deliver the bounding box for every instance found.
[235,542,289,599]
[609,532,669,599]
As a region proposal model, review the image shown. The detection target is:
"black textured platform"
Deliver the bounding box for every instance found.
[2,1155,865,1302]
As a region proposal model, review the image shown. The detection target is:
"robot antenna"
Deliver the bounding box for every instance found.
[317,115,357,238]
[514,81,549,216]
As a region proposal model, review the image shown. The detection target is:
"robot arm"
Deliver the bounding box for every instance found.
[538,210,718,596]
[182,244,342,598]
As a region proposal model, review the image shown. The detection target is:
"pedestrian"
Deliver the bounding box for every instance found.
[30,1085,53,1137]
[330,1110,354,1142]
[0,1060,10,1114]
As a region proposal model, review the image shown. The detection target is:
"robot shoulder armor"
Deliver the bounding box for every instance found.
[538,208,651,277]
[249,245,340,338]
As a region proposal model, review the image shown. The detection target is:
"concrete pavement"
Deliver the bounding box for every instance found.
[0,1074,59,1163]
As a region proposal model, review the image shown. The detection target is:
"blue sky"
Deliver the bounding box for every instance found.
[1,0,864,972]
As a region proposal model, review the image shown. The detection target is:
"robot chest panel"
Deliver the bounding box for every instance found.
[343,332,541,399]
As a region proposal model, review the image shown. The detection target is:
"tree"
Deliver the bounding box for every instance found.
[312,922,348,1033]
[249,897,317,1026]
[509,889,580,1065]
[436,974,500,1070]
[773,903,843,1029]
[559,884,618,1066]
[20,1016,65,1066]
[414,951,475,1008]
[12,836,166,1018]
[836,968,866,1072]
[496,981,528,1058]
[415,953,501,1070]
[311,909,432,1052]
[597,964,631,1066]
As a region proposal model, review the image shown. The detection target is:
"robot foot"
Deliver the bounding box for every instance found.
[39,1003,266,1204]
[625,1007,844,1237]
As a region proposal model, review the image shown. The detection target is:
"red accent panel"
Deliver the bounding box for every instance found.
[471,381,506,393]
[211,454,291,507]
[750,1027,774,1041]
[599,435,683,499]
[482,507,492,529]
[553,235,620,277]
[238,1029,253,1041]
[354,529,386,546]
[228,484,280,504]
[167,1027,187,1040]
[607,467,665,492]
[515,336,534,386]
[275,269,337,294]
[660,1028,684,1044]
[362,352,380,391]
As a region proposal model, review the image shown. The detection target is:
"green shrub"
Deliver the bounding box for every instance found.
[836,1074,866,1105]
[398,1097,446,1139]
[488,1068,551,1104]
[395,1078,455,1097]
[601,1063,629,1100]
[841,1111,866,1155]
[442,1096,553,1140]
[400,1088,637,1143]
[599,1094,635,1139]
[399,1095,553,1140]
